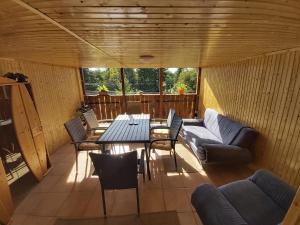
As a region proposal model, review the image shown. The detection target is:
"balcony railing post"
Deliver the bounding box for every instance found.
[120,68,127,113]
[159,68,164,118]
[194,67,202,117]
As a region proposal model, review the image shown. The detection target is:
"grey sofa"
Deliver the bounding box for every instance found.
[182,108,258,165]
[191,169,296,225]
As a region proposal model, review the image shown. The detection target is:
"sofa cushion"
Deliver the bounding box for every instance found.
[219,180,286,225]
[183,125,221,146]
[192,184,248,225]
[249,170,296,212]
[203,109,245,145]
[231,127,258,149]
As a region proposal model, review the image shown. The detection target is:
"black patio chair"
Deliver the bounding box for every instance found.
[82,109,112,135]
[150,108,175,129]
[126,101,142,114]
[89,151,140,216]
[149,114,183,171]
[64,117,102,172]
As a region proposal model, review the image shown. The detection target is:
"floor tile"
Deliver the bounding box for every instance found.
[31,175,62,193]
[140,189,165,213]
[10,142,253,225]
[110,189,139,216]
[163,188,192,212]
[31,193,69,216]
[139,172,162,190]
[177,212,198,225]
[14,192,44,215]
[182,172,212,188]
[57,192,93,218]
[24,216,56,225]
[83,187,105,218]
[10,214,28,225]
[162,172,185,189]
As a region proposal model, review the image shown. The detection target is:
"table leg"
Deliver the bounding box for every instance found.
[102,144,105,153]
[145,143,151,180]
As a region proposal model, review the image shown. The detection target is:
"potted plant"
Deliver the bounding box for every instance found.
[97,84,109,95]
[176,83,187,95]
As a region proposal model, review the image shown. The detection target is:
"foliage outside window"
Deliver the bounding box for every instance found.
[124,68,159,94]
[163,68,197,94]
[83,67,197,95]
[83,68,121,95]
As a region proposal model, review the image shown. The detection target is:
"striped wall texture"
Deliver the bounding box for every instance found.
[0,58,83,154]
[200,49,300,187]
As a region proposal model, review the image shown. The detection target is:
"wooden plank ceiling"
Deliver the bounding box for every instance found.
[0,0,300,68]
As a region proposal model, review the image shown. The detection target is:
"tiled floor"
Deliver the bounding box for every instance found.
[10,142,254,225]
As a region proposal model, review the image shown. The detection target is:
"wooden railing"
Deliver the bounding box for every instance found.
[84,94,197,120]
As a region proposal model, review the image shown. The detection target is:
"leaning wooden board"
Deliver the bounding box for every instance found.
[19,85,48,174]
[0,160,13,225]
[11,85,45,180]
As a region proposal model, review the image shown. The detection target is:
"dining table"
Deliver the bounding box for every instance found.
[96,113,152,180]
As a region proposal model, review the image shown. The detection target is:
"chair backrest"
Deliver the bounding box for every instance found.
[169,114,183,141]
[64,117,87,142]
[83,109,98,129]
[166,108,176,127]
[89,151,138,190]
[126,101,142,114]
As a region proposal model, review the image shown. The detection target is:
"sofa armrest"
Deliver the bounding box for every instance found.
[191,184,248,225]
[182,118,204,126]
[202,144,252,163]
[249,169,296,211]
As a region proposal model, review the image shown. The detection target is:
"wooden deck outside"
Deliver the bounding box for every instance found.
[85,94,197,120]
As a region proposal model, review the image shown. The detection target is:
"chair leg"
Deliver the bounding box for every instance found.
[75,150,78,173]
[101,187,107,216]
[136,186,140,215]
[173,148,178,171]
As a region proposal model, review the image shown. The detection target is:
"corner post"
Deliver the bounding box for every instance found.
[159,68,164,118]
[120,68,127,113]
[194,67,202,118]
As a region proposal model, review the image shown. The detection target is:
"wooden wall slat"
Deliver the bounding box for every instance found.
[200,49,300,187]
[0,58,82,154]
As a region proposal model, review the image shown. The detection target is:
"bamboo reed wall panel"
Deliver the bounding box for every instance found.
[199,49,300,187]
[0,58,83,154]
[2,0,300,67]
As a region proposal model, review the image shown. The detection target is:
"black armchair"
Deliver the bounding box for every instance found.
[89,151,140,216]
[150,114,183,171]
[150,108,175,129]
[64,117,102,172]
[82,109,112,135]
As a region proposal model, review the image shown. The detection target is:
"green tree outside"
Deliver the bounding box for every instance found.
[83,67,197,95]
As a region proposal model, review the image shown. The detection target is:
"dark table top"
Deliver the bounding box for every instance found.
[97,114,150,144]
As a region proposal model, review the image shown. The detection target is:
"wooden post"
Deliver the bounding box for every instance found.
[79,67,86,97]
[120,68,127,113]
[194,67,202,118]
[159,68,164,118]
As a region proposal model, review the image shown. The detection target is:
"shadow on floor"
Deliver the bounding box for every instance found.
[10,171,37,206]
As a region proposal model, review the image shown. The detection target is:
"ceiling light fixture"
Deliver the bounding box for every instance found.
[139,55,154,63]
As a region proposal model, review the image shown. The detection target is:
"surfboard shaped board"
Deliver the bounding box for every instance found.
[11,85,45,181]
[19,85,47,174]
